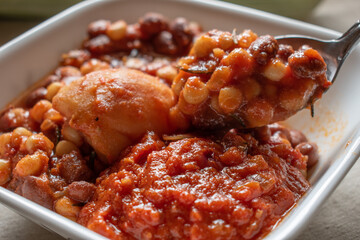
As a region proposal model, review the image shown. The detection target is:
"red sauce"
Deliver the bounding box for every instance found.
[78,125,310,240]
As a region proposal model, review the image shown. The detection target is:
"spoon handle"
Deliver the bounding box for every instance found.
[336,20,360,60]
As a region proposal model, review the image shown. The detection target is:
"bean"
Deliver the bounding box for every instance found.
[24,133,54,155]
[249,35,278,65]
[221,48,254,78]
[56,140,79,156]
[25,87,47,108]
[106,20,127,41]
[83,35,113,55]
[237,29,258,48]
[262,59,286,82]
[54,196,81,221]
[288,48,326,79]
[87,19,111,37]
[242,78,261,101]
[61,50,91,68]
[43,108,64,125]
[139,13,168,37]
[219,32,234,50]
[277,44,294,61]
[80,59,110,75]
[170,17,193,48]
[14,151,48,177]
[279,89,305,111]
[46,82,63,102]
[182,76,209,105]
[29,100,52,123]
[0,133,11,156]
[156,66,178,83]
[206,66,231,92]
[171,75,187,96]
[245,99,274,127]
[66,181,96,203]
[218,86,243,114]
[296,142,319,167]
[55,66,81,78]
[153,31,178,55]
[0,159,11,185]
[289,129,307,147]
[192,35,217,58]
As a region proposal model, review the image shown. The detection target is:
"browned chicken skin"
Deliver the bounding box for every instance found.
[53,68,175,163]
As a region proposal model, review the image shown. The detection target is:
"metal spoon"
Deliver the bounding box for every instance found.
[275,20,360,85]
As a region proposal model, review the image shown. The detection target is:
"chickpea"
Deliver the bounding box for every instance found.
[106,20,127,40]
[242,79,261,101]
[30,100,52,123]
[171,74,187,96]
[156,66,178,83]
[13,127,32,138]
[0,159,11,185]
[213,48,225,59]
[221,48,254,78]
[46,82,63,101]
[62,125,83,147]
[0,133,11,156]
[206,66,231,92]
[24,133,54,155]
[55,66,81,78]
[182,76,209,105]
[192,35,217,58]
[219,33,234,50]
[10,127,32,148]
[40,119,57,132]
[237,29,258,48]
[279,89,304,111]
[14,151,48,177]
[218,86,243,114]
[55,140,79,156]
[262,59,286,82]
[54,196,81,221]
[80,59,110,75]
[43,108,64,124]
[245,99,274,127]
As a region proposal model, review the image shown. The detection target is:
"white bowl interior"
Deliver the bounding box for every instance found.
[1,0,360,240]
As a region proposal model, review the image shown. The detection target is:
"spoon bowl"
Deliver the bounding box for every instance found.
[276,21,360,85]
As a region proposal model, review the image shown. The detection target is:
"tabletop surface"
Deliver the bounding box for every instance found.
[0,0,360,239]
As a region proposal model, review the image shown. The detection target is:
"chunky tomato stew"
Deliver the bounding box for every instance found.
[0,13,325,240]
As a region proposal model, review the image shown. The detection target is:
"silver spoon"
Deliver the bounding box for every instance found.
[275,20,360,85]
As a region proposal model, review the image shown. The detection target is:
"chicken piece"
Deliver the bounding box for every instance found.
[53,68,175,163]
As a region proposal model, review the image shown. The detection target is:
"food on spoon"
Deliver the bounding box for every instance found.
[53,68,175,163]
[171,30,331,129]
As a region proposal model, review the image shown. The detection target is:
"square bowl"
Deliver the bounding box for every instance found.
[1,0,360,239]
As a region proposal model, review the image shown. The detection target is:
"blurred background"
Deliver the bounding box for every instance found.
[0,0,359,240]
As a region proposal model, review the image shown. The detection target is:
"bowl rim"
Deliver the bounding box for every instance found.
[0,1,359,240]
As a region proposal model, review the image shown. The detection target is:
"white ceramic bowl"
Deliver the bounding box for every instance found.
[1,0,360,239]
